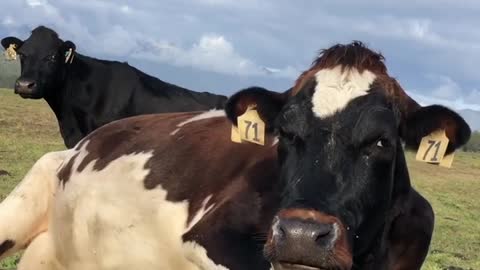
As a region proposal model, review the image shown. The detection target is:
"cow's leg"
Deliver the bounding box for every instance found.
[0,150,69,259]
[16,231,62,270]
[387,190,434,270]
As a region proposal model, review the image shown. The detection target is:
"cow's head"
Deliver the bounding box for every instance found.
[1,26,76,99]
[225,42,470,270]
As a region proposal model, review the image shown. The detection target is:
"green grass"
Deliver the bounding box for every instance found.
[0,88,479,269]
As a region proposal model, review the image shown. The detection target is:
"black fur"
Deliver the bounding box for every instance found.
[1,26,227,148]
[402,105,471,154]
[225,86,289,133]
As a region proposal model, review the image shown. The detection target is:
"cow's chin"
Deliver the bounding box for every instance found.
[268,254,353,270]
[271,262,339,270]
[271,262,325,270]
[17,93,43,99]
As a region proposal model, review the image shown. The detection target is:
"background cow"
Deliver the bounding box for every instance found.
[0,42,471,270]
[1,26,227,148]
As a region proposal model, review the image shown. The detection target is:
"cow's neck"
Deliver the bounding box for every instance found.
[42,53,96,147]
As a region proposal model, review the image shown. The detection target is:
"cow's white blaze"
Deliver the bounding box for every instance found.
[49,142,227,270]
[171,110,226,135]
[312,66,376,118]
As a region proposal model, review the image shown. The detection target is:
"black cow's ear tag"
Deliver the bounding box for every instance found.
[415,129,454,168]
[65,48,74,64]
[231,125,242,143]
[4,44,17,61]
[231,105,265,145]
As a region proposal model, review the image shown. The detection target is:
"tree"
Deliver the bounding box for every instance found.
[463,131,480,152]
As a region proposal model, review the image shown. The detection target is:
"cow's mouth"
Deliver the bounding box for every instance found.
[272,262,328,270]
[16,92,42,99]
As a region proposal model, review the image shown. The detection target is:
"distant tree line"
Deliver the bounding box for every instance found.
[463,131,480,152]
[0,58,20,88]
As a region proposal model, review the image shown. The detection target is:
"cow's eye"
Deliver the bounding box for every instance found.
[375,138,390,148]
[278,128,299,144]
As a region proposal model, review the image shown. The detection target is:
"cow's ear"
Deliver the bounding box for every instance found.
[401,105,471,154]
[61,40,76,62]
[1,37,23,49]
[225,86,288,132]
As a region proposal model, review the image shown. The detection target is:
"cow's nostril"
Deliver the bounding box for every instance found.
[27,82,36,89]
[276,218,336,248]
[314,224,334,245]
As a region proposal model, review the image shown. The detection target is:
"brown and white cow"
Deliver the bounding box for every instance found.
[0,42,470,270]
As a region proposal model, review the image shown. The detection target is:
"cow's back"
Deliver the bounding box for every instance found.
[54,110,278,270]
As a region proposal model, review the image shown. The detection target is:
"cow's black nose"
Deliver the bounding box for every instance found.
[267,212,351,270]
[15,78,37,95]
[275,218,335,249]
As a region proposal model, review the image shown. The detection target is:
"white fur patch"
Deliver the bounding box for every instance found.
[183,241,229,270]
[48,143,227,270]
[312,66,376,118]
[0,150,70,260]
[170,110,226,135]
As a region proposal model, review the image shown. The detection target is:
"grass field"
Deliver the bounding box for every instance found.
[0,88,479,269]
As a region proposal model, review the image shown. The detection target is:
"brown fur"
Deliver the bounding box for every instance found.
[292,41,388,95]
[58,111,280,269]
[291,41,421,121]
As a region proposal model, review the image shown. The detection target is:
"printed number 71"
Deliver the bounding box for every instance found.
[244,120,260,142]
[423,140,441,161]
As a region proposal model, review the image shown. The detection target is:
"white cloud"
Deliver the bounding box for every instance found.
[1,17,14,26]
[26,0,47,7]
[120,5,131,14]
[1,0,480,108]
[408,75,480,111]
[132,34,298,78]
[428,75,461,99]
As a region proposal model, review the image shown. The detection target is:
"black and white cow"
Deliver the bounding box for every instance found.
[0,42,470,270]
[1,26,227,148]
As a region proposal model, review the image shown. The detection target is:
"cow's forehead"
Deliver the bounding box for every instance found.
[21,30,62,53]
[310,66,377,119]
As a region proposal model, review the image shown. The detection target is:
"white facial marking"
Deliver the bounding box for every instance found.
[312,66,377,118]
[49,141,227,270]
[170,110,226,135]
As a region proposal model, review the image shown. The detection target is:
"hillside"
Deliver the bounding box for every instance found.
[0,88,479,270]
[0,59,19,89]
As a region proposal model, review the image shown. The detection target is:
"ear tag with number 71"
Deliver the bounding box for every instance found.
[415,129,452,167]
[232,106,265,145]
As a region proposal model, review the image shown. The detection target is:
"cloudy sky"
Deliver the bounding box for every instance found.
[1,0,480,111]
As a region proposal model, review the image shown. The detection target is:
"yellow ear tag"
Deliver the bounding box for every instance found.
[415,129,451,166]
[4,44,17,61]
[235,105,265,145]
[231,125,242,143]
